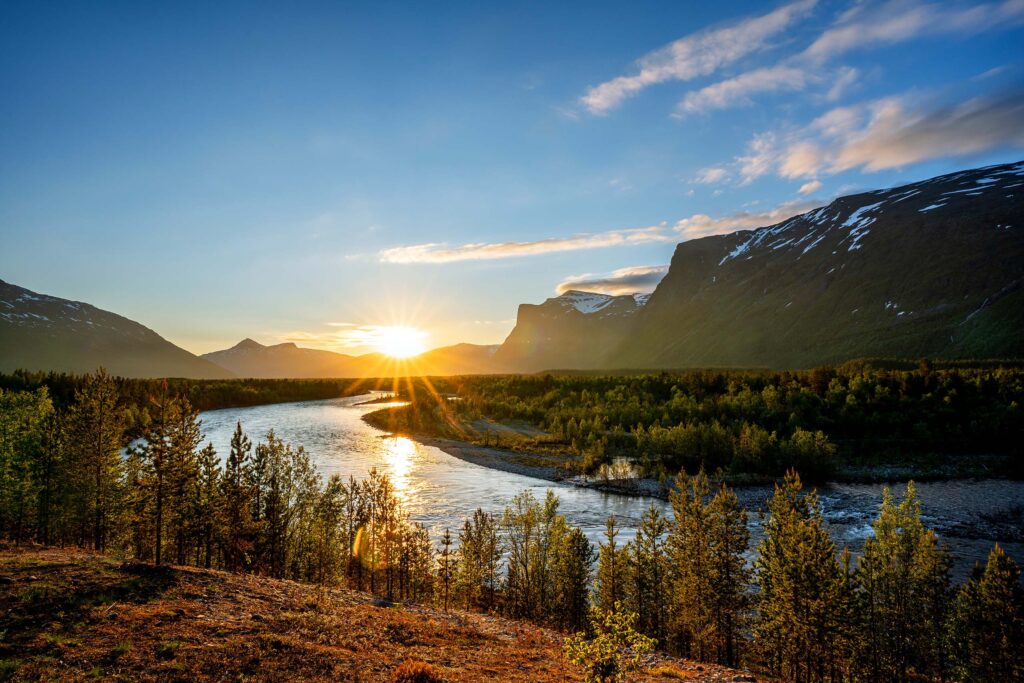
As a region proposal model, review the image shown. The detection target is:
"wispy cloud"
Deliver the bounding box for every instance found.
[694,166,730,184]
[579,0,817,114]
[672,199,824,240]
[378,197,830,265]
[668,1,1021,119]
[803,0,1024,62]
[675,65,811,117]
[378,226,674,263]
[799,179,823,194]
[737,86,1024,181]
[556,265,670,295]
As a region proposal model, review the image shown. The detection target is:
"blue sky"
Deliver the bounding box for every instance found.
[2,0,1023,354]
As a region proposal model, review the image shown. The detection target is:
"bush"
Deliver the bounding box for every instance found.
[563,604,655,683]
[391,659,446,683]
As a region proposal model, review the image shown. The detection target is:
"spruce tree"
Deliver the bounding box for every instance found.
[948,544,1024,681]
[595,516,628,613]
[220,421,254,571]
[854,482,951,681]
[706,482,750,667]
[195,443,221,568]
[66,369,125,551]
[438,527,454,612]
[630,504,668,642]
[754,470,850,682]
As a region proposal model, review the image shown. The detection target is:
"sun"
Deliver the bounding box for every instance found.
[375,325,428,358]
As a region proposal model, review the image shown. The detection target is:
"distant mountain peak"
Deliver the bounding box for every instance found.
[0,279,233,378]
[233,338,265,350]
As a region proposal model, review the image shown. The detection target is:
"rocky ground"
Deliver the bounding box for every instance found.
[0,548,756,682]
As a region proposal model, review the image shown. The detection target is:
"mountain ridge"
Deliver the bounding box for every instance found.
[0,279,233,379]
[612,159,1024,368]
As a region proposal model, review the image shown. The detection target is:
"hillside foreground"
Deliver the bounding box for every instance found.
[0,548,753,682]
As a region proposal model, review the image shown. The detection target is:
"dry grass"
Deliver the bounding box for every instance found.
[0,548,754,682]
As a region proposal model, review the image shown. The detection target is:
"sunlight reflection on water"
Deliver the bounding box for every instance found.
[198,393,1024,580]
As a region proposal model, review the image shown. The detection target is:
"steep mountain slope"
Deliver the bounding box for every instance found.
[494,290,649,371]
[615,160,1024,368]
[0,280,233,378]
[202,338,504,377]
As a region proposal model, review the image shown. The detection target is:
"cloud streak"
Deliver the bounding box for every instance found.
[737,87,1024,181]
[378,226,675,263]
[673,199,824,240]
[556,265,670,295]
[579,0,817,114]
[804,0,1024,61]
[675,66,811,117]
[668,1,1021,119]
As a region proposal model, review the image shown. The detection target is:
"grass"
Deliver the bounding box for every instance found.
[0,547,752,682]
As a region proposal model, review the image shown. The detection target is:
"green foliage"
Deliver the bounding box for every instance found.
[381,365,1024,480]
[563,604,655,683]
[667,470,750,666]
[853,482,951,681]
[947,544,1024,682]
[754,470,851,682]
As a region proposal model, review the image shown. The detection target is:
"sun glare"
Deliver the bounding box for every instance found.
[376,325,428,358]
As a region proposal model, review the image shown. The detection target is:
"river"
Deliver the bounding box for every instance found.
[199,394,1024,581]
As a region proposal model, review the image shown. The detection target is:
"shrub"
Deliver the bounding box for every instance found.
[391,659,445,683]
[564,603,656,683]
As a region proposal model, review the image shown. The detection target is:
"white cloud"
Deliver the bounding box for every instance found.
[694,166,730,184]
[556,265,670,295]
[378,226,675,263]
[673,199,823,240]
[675,66,811,117]
[799,179,823,194]
[379,198,831,267]
[579,0,817,114]
[804,0,1024,61]
[730,86,1024,180]
[737,133,779,183]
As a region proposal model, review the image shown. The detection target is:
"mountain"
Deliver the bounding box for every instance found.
[0,280,233,378]
[493,290,650,372]
[202,338,504,378]
[201,338,366,378]
[612,160,1024,368]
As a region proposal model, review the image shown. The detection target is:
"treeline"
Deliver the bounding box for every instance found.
[2,373,1022,681]
[0,369,387,436]
[384,364,1024,479]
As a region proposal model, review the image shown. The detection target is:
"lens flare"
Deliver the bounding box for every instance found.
[375,326,428,358]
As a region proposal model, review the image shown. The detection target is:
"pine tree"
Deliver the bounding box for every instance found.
[194,443,221,568]
[947,544,1024,681]
[667,470,715,659]
[630,504,668,642]
[853,482,951,682]
[220,421,254,571]
[66,369,125,551]
[595,516,628,613]
[754,470,850,682]
[706,482,750,667]
[550,518,596,631]
[167,396,202,565]
[135,382,178,565]
[456,508,502,611]
[438,527,454,612]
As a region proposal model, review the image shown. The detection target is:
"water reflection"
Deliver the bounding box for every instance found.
[382,436,417,504]
[198,393,1024,580]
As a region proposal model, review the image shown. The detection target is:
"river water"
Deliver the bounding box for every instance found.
[199,394,1023,581]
